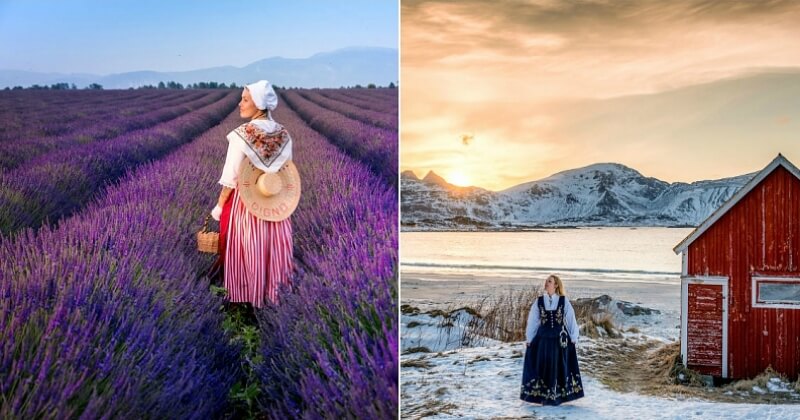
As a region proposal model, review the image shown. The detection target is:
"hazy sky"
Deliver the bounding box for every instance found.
[0,0,398,74]
[401,0,800,191]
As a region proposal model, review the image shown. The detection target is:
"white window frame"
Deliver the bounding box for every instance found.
[680,272,729,378]
[751,276,800,309]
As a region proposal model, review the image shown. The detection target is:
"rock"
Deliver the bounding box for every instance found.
[574,294,660,317]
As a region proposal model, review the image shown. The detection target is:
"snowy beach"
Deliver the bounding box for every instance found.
[400,285,800,418]
[400,229,800,419]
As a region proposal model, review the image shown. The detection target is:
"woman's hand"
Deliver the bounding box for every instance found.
[211,205,223,221]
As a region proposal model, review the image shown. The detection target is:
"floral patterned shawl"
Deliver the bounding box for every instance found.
[226,119,292,174]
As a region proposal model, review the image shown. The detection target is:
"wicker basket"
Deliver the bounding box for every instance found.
[197,215,219,254]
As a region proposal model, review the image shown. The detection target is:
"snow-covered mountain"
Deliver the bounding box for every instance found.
[0,47,397,89]
[400,163,754,230]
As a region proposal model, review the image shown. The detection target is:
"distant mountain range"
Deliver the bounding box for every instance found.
[0,47,397,89]
[401,163,754,230]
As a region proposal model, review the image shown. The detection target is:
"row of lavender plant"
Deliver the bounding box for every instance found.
[0,90,190,141]
[279,89,397,188]
[253,99,398,418]
[0,110,248,419]
[333,86,398,107]
[296,89,397,131]
[0,90,207,142]
[0,90,226,169]
[1,89,189,115]
[317,88,398,115]
[0,91,239,235]
[0,89,152,114]
[351,86,398,100]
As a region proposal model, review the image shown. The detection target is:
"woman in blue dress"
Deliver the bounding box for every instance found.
[520,274,584,405]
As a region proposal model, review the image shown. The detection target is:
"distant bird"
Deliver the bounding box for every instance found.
[461,134,474,146]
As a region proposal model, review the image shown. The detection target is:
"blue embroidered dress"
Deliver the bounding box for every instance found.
[520,295,584,405]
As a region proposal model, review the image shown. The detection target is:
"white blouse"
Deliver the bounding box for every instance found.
[218,134,245,188]
[525,293,580,344]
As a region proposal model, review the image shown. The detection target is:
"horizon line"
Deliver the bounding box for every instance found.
[0,45,399,76]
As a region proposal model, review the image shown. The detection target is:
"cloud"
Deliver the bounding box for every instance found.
[403,0,800,98]
[401,0,800,189]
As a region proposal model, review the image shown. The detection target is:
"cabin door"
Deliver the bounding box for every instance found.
[682,277,729,377]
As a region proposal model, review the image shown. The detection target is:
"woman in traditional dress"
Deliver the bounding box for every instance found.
[520,274,584,405]
[210,80,295,309]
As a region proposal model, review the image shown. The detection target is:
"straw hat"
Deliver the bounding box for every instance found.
[238,159,301,221]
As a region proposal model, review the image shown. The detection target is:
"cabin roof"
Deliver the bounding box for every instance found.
[673,154,800,254]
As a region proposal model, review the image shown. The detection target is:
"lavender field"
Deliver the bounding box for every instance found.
[0,87,398,418]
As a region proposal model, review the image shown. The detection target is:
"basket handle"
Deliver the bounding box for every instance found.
[201,214,211,232]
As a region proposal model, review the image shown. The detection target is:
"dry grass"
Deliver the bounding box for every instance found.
[467,355,491,365]
[585,339,711,396]
[574,301,622,339]
[583,339,800,404]
[727,366,790,393]
[652,342,703,386]
[402,399,459,419]
[458,286,542,344]
[403,346,431,355]
[428,287,633,350]
[401,359,433,369]
[401,304,421,315]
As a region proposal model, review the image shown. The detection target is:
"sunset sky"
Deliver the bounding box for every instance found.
[401,0,800,191]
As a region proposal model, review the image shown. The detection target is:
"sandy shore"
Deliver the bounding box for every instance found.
[401,268,684,342]
[401,270,681,312]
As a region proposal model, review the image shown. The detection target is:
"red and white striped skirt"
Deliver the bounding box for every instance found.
[221,188,293,308]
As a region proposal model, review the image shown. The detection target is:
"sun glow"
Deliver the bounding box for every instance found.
[447,170,472,187]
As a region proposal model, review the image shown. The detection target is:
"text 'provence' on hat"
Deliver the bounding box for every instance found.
[246,80,278,111]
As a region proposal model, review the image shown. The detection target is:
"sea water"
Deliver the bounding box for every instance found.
[401,227,693,325]
[401,227,691,283]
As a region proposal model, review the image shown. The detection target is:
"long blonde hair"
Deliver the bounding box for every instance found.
[546,274,567,296]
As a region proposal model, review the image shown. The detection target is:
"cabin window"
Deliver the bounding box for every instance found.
[752,276,800,308]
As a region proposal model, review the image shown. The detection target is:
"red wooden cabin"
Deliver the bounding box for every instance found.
[674,154,800,379]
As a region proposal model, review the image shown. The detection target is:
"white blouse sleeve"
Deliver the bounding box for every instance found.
[525,300,540,343]
[218,136,246,188]
[565,298,580,343]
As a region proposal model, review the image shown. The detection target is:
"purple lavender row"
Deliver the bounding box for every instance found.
[0,111,247,418]
[359,87,399,100]
[317,88,398,115]
[280,89,398,188]
[255,101,397,418]
[297,89,397,131]
[337,86,398,103]
[0,89,152,114]
[0,90,207,143]
[0,90,226,170]
[0,91,239,235]
[341,88,399,110]
[0,90,187,141]
[0,90,214,163]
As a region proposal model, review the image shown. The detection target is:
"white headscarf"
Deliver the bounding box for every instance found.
[246,80,278,111]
